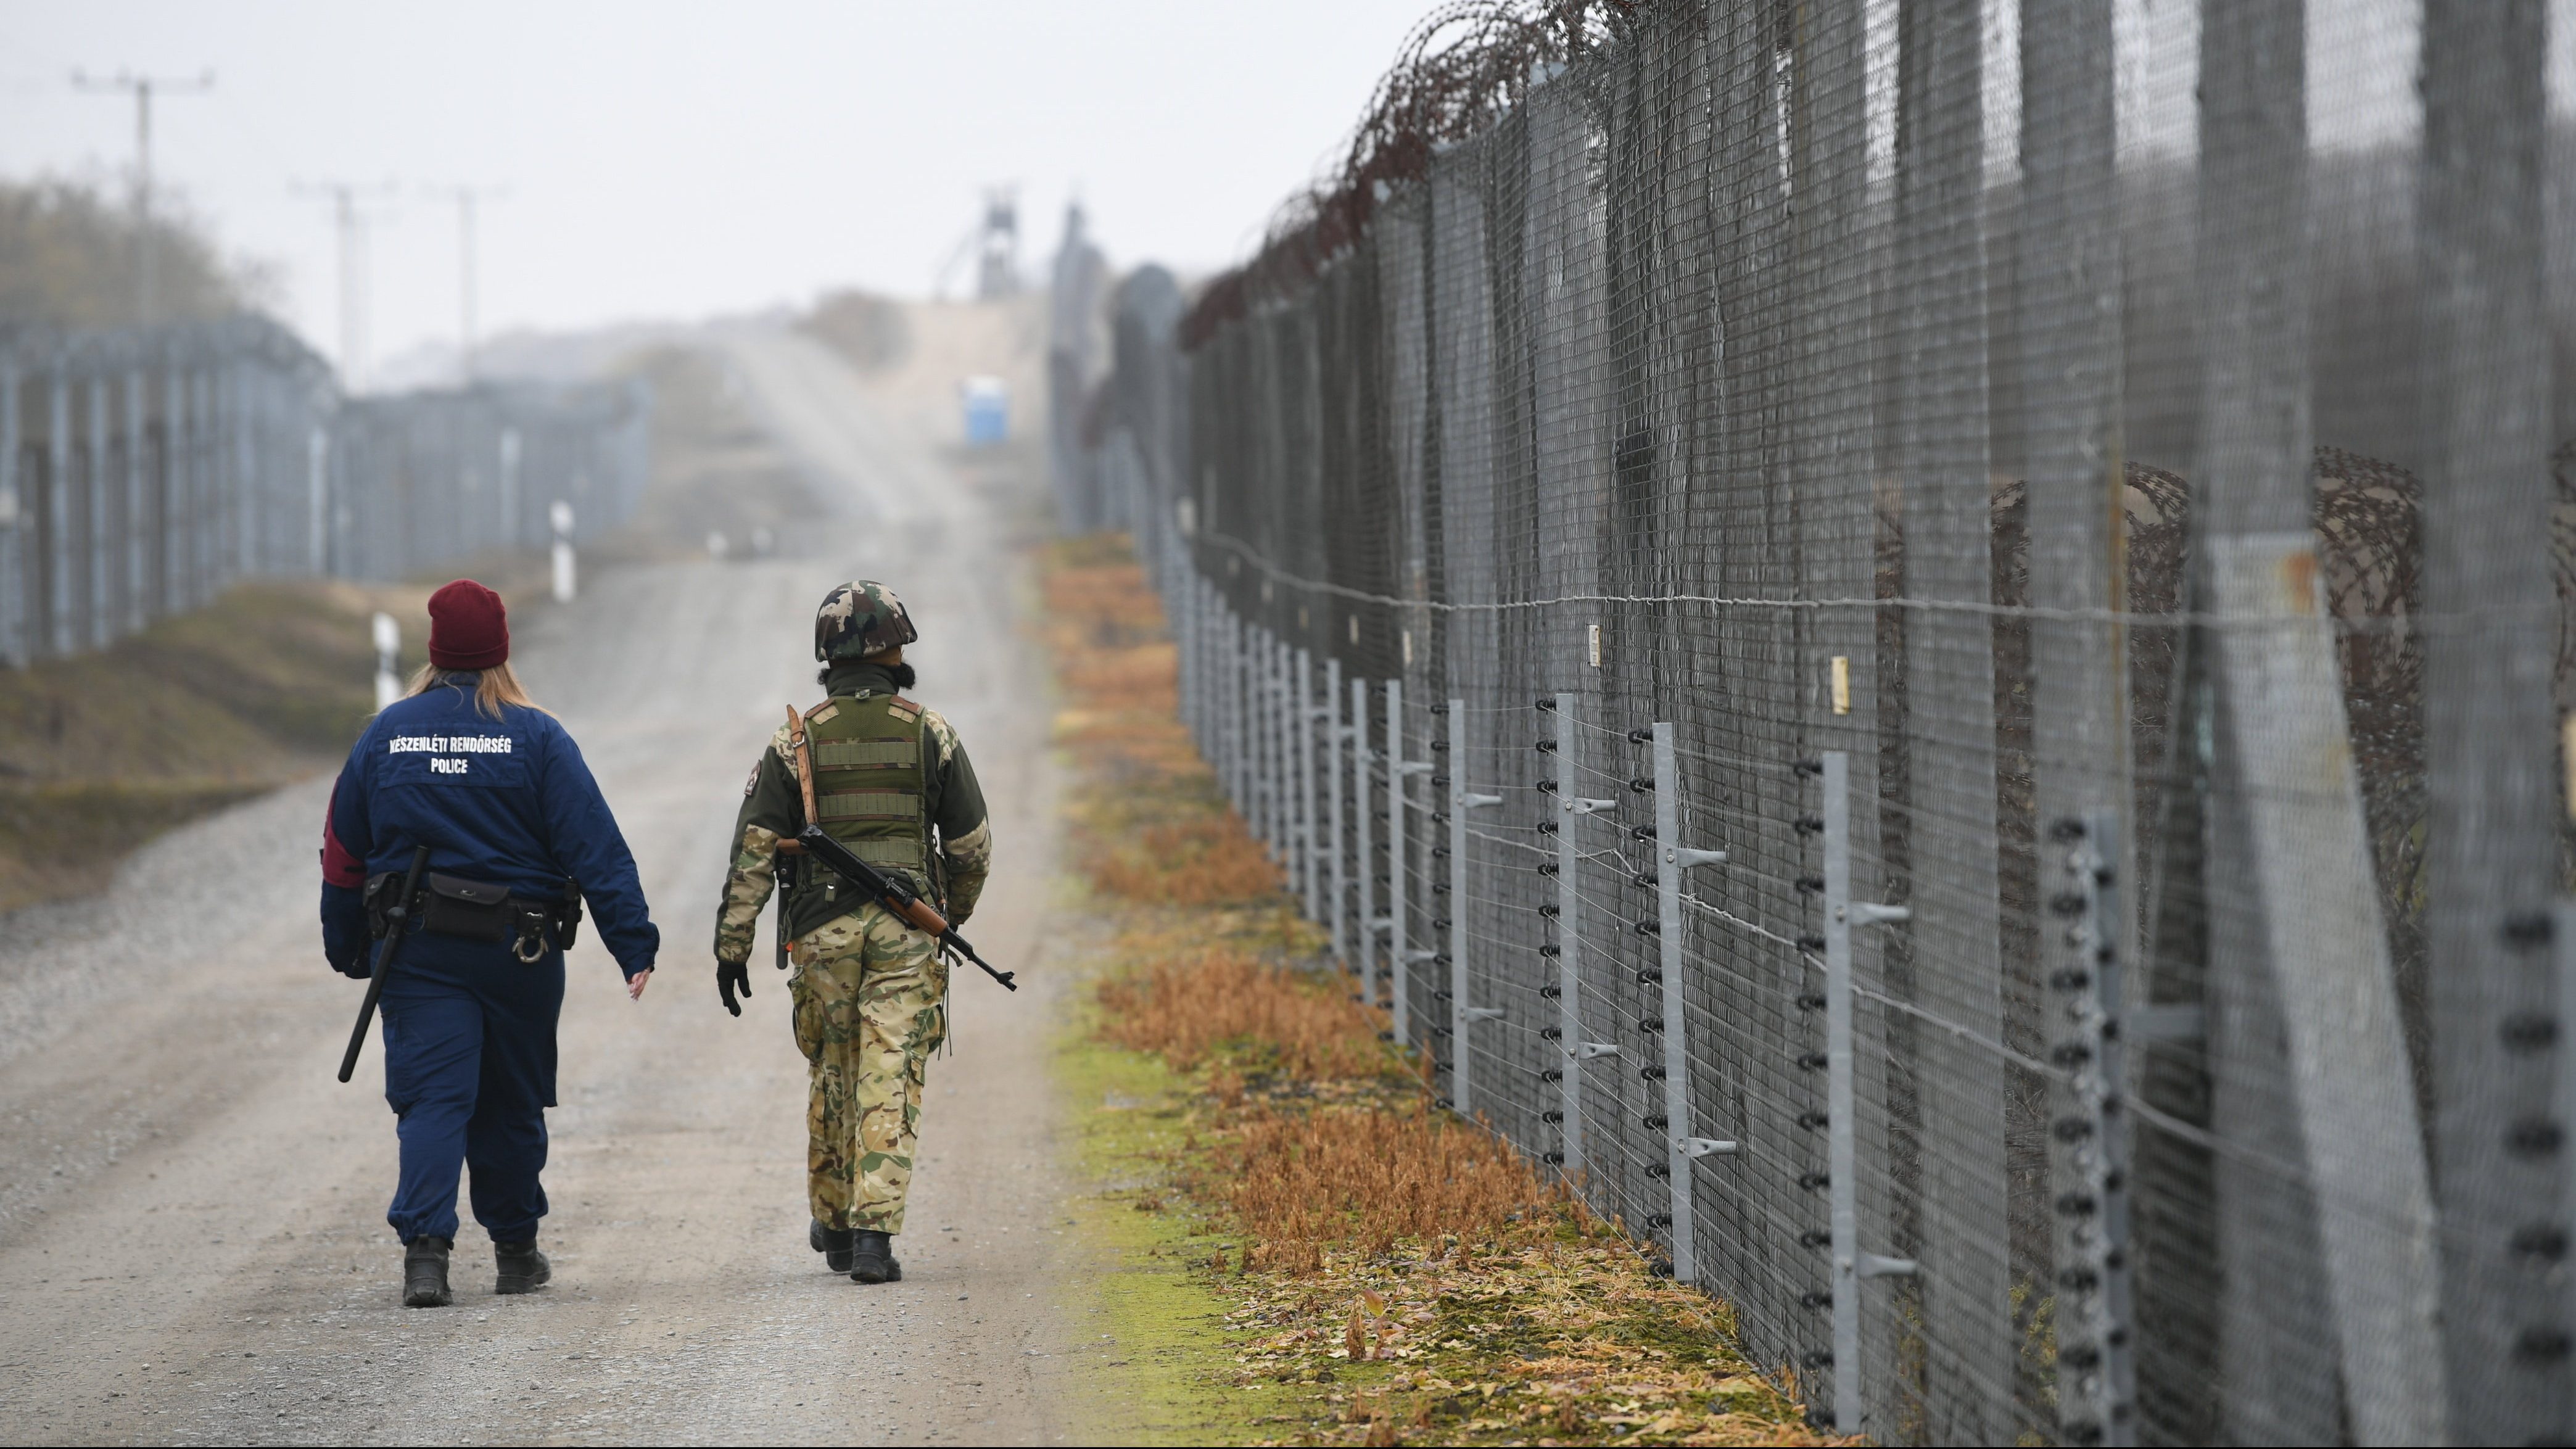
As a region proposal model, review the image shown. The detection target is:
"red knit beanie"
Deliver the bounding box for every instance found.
[427,579,510,670]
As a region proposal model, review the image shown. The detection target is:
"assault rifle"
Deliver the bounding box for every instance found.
[786,828,1016,992]
[339,844,432,1083]
[781,703,1015,993]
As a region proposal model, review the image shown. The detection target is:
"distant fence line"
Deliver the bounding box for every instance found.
[1078,1,2576,1445]
[0,314,651,667]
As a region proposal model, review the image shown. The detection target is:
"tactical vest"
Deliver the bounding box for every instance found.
[788,691,933,937]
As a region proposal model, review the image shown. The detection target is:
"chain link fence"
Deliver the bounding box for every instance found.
[1081,1,2576,1442]
[0,315,651,667]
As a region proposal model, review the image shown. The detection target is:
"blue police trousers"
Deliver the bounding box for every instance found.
[378,933,565,1245]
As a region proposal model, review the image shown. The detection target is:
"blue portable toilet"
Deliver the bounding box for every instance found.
[962,376,1008,446]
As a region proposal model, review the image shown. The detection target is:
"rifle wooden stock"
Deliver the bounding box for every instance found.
[794,824,1015,991]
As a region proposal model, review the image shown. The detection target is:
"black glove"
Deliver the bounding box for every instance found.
[718,958,751,1017]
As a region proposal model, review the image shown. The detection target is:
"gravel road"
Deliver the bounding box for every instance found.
[0,328,1086,1445]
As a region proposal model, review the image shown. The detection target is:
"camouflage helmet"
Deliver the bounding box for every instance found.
[813,580,920,662]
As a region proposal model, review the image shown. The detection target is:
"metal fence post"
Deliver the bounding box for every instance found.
[46,363,71,657]
[1255,627,1278,860]
[1389,679,1432,1047]
[1216,601,1236,807]
[1822,749,1915,1436]
[1237,611,1254,821]
[1449,701,1501,1115]
[305,423,328,577]
[1269,633,1289,870]
[1297,646,1319,922]
[1544,693,1616,1174]
[1261,624,1279,852]
[0,357,19,668]
[87,370,112,647]
[1171,555,1193,746]
[1650,722,1731,1283]
[233,363,257,582]
[1351,671,1374,999]
[1275,635,1295,877]
[123,361,147,632]
[2047,808,2134,1447]
[1324,654,1347,960]
[1548,695,1583,1173]
[191,366,214,608]
[166,358,188,610]
[2418,8,2567,1440]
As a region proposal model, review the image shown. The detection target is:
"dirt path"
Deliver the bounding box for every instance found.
[0,327,1083,1445]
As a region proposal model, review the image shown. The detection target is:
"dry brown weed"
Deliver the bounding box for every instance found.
[1097,949,1381,1080]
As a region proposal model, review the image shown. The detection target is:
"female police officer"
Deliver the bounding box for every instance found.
[319,579,659,1308]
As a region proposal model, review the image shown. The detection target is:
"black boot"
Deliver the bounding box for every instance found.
[403,1236,453,1308]
[849,1229,901,1284]
[810,1220,855,1274]
[494,1239,551,1295]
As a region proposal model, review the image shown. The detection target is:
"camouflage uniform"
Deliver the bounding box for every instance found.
[713,582,993,1237]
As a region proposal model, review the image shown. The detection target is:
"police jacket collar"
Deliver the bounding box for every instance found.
[822,659,909,698]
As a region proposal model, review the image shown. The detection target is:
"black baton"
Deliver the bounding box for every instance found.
[339,844,431,1083]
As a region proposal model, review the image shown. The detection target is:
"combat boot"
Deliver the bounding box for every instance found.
[810,1220,856,1274]
[494,1239,551,1295]
[849,1230,902,1284]
[403,1236,453,1308]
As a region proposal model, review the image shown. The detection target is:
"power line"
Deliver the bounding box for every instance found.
[70,67,213,324]
[292,180,398,392]
[423,183,509,383]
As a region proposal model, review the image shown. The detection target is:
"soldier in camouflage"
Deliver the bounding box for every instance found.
[712,580,993,1284]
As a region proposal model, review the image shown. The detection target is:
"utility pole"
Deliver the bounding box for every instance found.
[72,68,214,324]
[424,185,508,383]
[294,181,396,392]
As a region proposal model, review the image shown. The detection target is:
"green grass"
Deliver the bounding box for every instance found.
[1054,967,1327,1445]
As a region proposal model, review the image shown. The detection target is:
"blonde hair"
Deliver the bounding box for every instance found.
[404,659,550,720]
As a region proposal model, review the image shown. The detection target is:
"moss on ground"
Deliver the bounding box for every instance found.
[1057,1002,1322,1445]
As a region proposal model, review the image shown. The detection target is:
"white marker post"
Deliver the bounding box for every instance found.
[371,611,400,712]
[549,500,576,603]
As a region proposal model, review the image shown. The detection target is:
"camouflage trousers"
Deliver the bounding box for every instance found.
[788,904,949,1235]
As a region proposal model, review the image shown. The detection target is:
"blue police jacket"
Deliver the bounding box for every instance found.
[318,674,659,979]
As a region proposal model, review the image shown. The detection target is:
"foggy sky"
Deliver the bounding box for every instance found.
[0,1,1426,378]
[4,1,2573,388]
